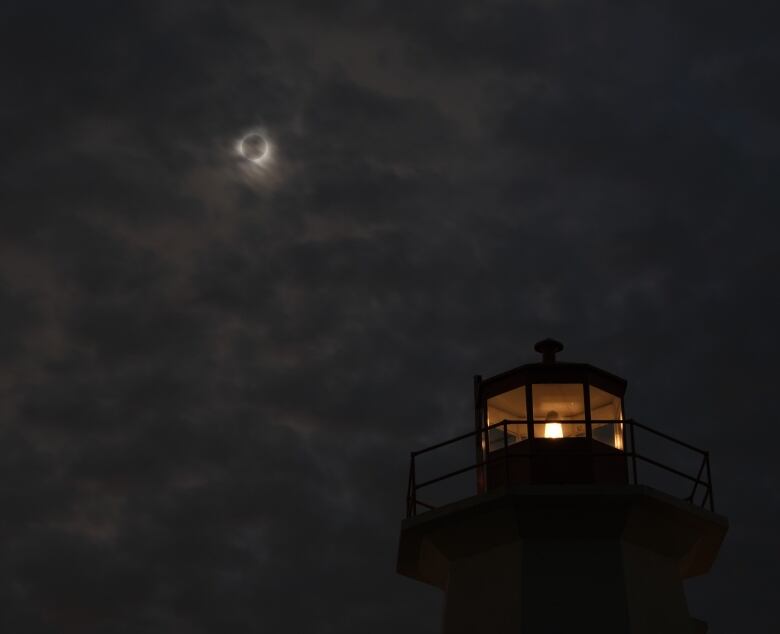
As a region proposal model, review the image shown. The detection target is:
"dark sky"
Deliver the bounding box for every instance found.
[2,1,779,632]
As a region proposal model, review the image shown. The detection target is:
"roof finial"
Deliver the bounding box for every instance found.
[534,338,564,364]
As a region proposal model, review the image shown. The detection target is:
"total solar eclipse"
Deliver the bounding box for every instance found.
[239,132,269,163]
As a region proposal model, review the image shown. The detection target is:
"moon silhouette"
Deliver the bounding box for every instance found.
[239,133,269,163]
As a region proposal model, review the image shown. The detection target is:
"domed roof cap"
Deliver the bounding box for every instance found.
[476,339,628,400]
[534,338,564,364]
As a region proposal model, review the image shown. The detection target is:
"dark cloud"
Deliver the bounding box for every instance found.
[1,1,779,632]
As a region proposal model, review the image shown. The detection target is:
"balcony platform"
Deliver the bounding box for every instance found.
[398,485,727,634]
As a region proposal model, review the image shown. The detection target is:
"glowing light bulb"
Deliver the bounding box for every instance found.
[544,410,563,439]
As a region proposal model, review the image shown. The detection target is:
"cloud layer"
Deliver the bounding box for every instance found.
[2,1,779,632]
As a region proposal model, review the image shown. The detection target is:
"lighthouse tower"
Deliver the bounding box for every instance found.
[398,340,727,634]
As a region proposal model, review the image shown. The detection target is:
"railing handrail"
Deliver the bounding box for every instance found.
[629,419,708,455]
[405,419,715,518]
[412,427,483,457]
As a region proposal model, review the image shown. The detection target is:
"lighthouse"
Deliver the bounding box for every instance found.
[397,340,727,634]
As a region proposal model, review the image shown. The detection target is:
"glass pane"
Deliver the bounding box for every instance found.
[487,386,527,423]
[487,386,527,451]
[589,387,623,449]
[487,423,529,451]
[589,386,623,420]
[592,422,625,449]
[532,384,586,439]
[532,384,586,421]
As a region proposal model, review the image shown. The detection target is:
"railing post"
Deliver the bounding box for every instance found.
[474,375,484,495]
[503,421,509,488]
[705,453,714,512]
[689,456,707,505]
[483,423,490,491]
[620,421,630,482]
[630,420,638,485]
[406,453,411,517]
[407,453,417,517]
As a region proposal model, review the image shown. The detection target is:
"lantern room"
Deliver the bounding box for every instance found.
[475,338,628,488]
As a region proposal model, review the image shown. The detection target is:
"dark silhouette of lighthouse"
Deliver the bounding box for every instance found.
[398,340,727,634]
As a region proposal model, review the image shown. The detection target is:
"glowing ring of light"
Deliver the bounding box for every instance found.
[239,133,270,164]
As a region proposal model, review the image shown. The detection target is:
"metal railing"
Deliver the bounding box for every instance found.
[405,418,714,517]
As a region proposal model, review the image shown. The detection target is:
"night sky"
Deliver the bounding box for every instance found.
[3,2,779,632]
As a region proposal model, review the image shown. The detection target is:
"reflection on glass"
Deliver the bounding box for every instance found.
[592,423,623,448]
[487,386,527,451]
[590,386,624,449]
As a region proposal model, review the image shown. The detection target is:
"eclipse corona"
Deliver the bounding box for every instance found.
[238,132,270,164]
